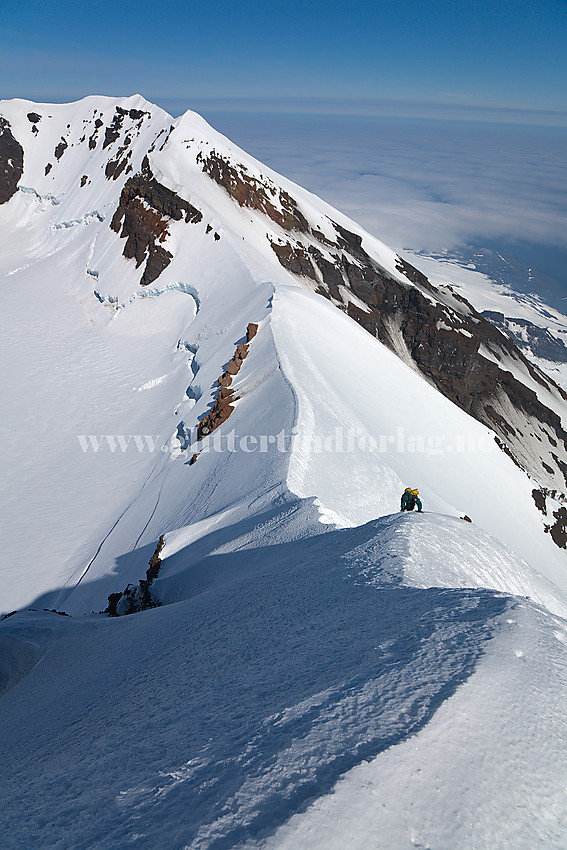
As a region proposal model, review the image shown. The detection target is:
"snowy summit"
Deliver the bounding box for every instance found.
[1,94,567,849]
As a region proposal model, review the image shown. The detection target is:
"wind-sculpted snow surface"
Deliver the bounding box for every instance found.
[265,598,567,850]
[5,511,566,850]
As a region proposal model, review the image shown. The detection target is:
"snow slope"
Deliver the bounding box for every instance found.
[266,592,567,850]
[1,95,567,848]
[1,512,566,849]
[272,286,567,592]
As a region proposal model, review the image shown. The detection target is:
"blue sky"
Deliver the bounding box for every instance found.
[1,0,566,123]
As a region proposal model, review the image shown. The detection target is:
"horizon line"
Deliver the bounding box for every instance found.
[2,93,566,128]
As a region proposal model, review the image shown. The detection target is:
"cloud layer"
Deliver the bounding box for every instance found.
[200,112,567,256]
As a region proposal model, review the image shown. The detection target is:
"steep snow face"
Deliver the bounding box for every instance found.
[270,286,567,591]
[0,94,566,619]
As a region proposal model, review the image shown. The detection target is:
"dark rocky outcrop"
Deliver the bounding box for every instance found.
[532,488,567,549]
[88,117,103,150]
[105,130,134,181]
[395,255,437,293]
[103,107,127,149]
[158,126,175,151]
[246,322,258,341]
[310,247,346,301]
[27,112,41,135]
[105,534,165,616]
[548,507,567,549]
[54,137,68,160]
[196,323,258,442]
[110,156,203,286]
[44,162,52,176]
[148,129,165,154]
[80,174,88,187]
[0,117,24,204]
[196,385,236,441]
[198,149,309,232]
[270,240,317,280]
[0,611,17,622]
[264,208,567,495]
[105,148,132,181]
[532,488,547,514]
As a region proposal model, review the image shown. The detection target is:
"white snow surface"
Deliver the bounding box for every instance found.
[2,513,567,849]
[1,95,567,848]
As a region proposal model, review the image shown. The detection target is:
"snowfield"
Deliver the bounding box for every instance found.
[1,94,567,849]
[2,511,567,850]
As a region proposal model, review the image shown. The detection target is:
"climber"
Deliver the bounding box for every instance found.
[401,488,422,512]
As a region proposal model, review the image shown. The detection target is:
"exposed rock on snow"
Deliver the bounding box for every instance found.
[88,116,103,149]
[102,105,149,150]
[197,148,310,232]
[111,155,203,285]
[53,137,67,160]
[0,116,24,204]
[196,322,258,442]
[27,112,41,135]
[532,488,547,514]
[270,239,318,280]
[105,534,165,616]
[548,506,567,549]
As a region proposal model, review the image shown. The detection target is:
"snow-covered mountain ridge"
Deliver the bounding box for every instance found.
[2,95,567,848]
[2,95,566,490]
[2,94,566,610]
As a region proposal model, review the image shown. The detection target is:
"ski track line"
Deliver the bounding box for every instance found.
[55,465,161,607]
